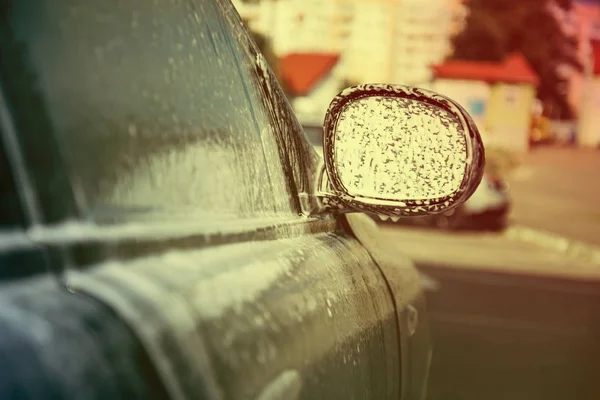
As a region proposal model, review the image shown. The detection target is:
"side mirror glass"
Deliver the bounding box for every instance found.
[318,84,485,219]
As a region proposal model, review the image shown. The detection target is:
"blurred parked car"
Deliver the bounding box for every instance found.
[411,174,510,231]
[0,1,485,399]
[371,173,509,232]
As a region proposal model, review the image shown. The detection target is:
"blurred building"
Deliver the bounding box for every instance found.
[432,53,539,153]
[578,40,600,147]
[553,1,600,116]
[575,2,600,147]
[388,0,467,85]
[279,53,343,123]
[235,0,344,54]
[551,0,600,145]
[233,0,467,121]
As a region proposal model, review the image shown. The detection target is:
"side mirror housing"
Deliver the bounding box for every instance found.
[316,84,485,220]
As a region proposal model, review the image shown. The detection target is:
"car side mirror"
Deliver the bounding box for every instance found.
[316,84,485,221]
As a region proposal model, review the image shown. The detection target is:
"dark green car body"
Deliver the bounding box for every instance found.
[0,0,430,399]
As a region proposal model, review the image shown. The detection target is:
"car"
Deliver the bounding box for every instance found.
[0,1,484,399]
[391,173,510,231]
[451,173,510,231]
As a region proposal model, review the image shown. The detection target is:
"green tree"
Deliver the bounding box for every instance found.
[452,0,581,119]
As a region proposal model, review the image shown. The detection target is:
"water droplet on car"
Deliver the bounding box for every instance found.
[128,123,137,136]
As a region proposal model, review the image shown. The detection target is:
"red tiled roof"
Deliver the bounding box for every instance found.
[281,53,340,96]
[592,39,600,75]
[432,53,539,85]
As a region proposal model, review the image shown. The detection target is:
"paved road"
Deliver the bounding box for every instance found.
[372,147,600,399]
[508,147,600,246]
[380,226,600,400]
[383,226,600,280]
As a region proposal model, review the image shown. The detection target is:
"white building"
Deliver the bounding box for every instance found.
[551,1,600,114]
[393,0,467,84]
[547,1,600,144]
[233,0,347,54]
[233,0,466,85]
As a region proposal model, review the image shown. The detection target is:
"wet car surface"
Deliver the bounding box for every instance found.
[0,1,436,399]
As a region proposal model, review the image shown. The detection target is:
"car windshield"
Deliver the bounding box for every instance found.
[4,0,300,224]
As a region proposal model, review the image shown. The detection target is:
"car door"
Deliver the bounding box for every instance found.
[0,0,421,399]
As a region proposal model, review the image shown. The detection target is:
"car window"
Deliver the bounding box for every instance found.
[5,0,298,224]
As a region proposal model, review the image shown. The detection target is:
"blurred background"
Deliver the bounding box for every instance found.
[232,1,600,399]
[233,0,600,147]
[231,0,600,239]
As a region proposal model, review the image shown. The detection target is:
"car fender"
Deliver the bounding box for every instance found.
[344,213,432,400]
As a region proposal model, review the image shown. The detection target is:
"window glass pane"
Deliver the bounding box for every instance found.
[8,0,295,224]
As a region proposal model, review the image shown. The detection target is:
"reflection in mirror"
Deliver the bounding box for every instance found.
[333,96,467,201]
